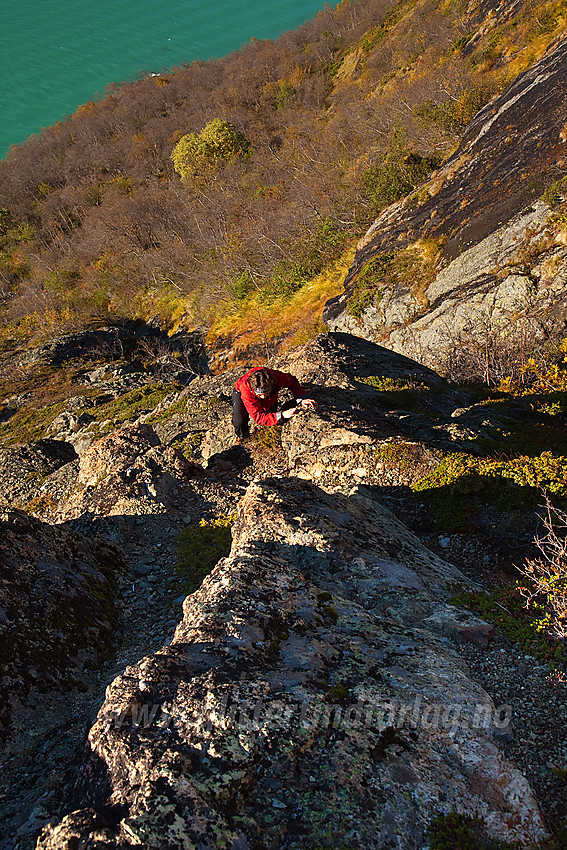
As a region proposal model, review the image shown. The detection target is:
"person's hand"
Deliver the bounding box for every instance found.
[281,407,297,419]
[299,398,317,410]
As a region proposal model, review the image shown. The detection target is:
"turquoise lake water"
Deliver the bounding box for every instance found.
[0,0,326,158]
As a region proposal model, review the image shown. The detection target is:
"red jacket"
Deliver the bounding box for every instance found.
[235,367,305,426]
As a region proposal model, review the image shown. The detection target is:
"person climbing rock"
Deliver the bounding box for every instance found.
[232,367,316,441]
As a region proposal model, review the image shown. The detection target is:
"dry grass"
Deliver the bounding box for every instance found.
[206,248,356,370]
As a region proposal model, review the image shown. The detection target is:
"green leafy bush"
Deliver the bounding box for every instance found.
[347,252,395,317]
[347,240,440,318]
[171,119,251,180]
[411,451,567,532]
[358,375,429,392]
[362,129,440,216]
[413,87,493,134]
[412,451,567,497]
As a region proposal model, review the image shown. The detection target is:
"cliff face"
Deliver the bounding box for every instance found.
[323,38,567,372]
[18,332,552,849]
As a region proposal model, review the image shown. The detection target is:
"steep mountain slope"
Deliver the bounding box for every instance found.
[2,0,567,844]
[0,0,565,360]
[324,37,567,376]
[36,478,545,849]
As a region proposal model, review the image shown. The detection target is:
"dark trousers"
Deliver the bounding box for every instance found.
[232,388,277,438]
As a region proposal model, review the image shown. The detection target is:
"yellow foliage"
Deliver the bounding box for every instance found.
[171,119,251,180]
[498,349,567,394]
[73,101,96,118]
[131,283,188,332]
[207,247,355,368]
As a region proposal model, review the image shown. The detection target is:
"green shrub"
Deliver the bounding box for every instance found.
[0,208,35,247]
[543,175,567,208]
[411,451,567,532]
[232,271,255,301]
[412,451,567,497]
[171,119,251,180]
[276,79,296,109]
[347,252,394,317]
[413,87,493,134]
[347,240,440,318]
[259,217,351,303]
[362,129,440,216]
[358,375,429,392]
[253,424,283,451]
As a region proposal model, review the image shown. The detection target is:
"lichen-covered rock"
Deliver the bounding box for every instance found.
[0,505,121,745]
[0,439,77,506]
[56,423,203,523]
[36,477,546,849]
[77,423,160,487]
[323,40,567,371]
[277,333,487,482]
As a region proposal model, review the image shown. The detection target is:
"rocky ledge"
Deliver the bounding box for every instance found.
[24,334,553,849]
[0,332,562,848]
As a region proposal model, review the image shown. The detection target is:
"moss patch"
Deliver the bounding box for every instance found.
[90,383,182,433]
[176,516,234,593]
[0,401,67,446]
[428,811,520,849]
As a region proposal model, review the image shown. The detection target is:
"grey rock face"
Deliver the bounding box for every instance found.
[36,477,546,849]
[0,332,544,848]
[0,439,77,507]
[323,40,567,372]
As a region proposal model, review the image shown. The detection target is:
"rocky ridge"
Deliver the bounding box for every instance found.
[36,477,545,849]
[0,332,561,847]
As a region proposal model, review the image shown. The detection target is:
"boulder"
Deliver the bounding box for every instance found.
[57,423,203,522]
[0,439,77,506]
[77,423,160,487]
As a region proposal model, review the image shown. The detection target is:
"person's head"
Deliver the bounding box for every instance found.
[247,369,275,399]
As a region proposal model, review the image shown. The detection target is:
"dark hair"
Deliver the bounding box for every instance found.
[247,369,275,396]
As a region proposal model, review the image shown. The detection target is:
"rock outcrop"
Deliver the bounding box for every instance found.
[0,440,77,507]
[0,505,121,746]
[323,38,567,372]
[36,475,546,848]
[17,326,203,376]
[1,332,563,847]
[31,334,553,849]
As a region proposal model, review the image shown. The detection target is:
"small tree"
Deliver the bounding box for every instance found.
[171,119,251,180]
